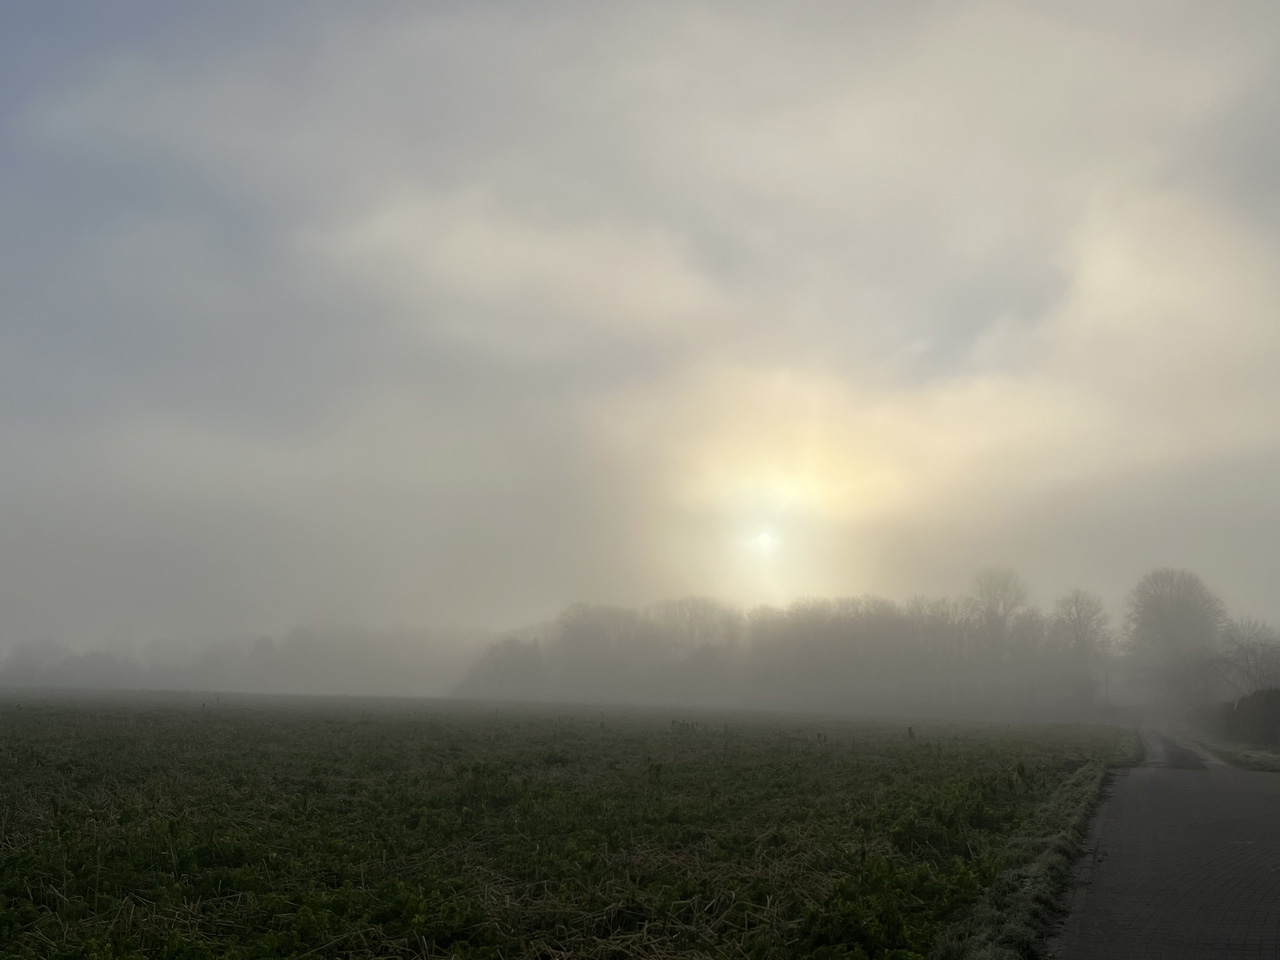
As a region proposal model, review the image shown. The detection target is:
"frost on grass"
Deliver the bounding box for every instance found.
[0,698,1130,959]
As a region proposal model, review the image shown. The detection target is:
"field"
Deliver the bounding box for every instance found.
[0,693,1135,960]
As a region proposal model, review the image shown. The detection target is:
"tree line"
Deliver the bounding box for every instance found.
[458,568,1280,717]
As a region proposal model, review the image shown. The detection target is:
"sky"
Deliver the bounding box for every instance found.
[3,1,1280,649]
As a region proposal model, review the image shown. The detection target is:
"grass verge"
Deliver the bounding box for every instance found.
[1186,731,1280,772]
[931,730,1141,960]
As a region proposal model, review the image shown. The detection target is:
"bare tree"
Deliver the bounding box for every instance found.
[1217,617,1280,696]
[647,596,743,649]
[1125,568,1227,703]
[1053,589,1110,658]
[1051,589,1111,703]
[970,567,1029,647]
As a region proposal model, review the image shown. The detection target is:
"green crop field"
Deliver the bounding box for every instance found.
[0,694,1135,960]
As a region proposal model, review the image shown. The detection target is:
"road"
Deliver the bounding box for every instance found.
[1052,729,1280,958]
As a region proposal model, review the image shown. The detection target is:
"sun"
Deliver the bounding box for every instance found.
[757,531,774,549]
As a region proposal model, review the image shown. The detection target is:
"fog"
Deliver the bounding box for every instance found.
[3,3,1280,707]
[0,628,484,699]
[452,568,1277,717]
[4,567,1272,722]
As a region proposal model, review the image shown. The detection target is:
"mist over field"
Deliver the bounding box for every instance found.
[4,3,1280,710]
[1,565,1270,726]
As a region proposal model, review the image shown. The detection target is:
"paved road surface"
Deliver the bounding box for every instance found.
[1052,730,1280,958]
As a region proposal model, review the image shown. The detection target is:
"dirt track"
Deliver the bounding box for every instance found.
[1052,729,1280,958]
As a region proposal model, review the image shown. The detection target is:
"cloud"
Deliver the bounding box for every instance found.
[311,187,734,360]
[2,0,1280,651]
